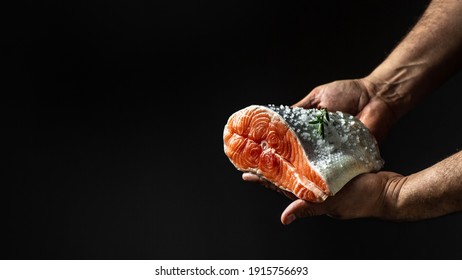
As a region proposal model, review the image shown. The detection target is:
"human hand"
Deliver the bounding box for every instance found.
[241,78,403,222]
[243,171,405,224]
[293,78,397,142]
[280,171,405,224]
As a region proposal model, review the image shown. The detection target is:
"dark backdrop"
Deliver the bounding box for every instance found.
[4,0,462,259]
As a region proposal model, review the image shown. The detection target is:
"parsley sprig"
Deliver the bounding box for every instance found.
[309,108,330,138]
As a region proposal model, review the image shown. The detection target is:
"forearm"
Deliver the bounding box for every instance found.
[393,150,462,221]
[365,0,462,121]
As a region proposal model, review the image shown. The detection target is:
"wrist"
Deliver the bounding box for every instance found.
[362,64,421,121]
[363,48,444,121]
[377,174,407,220]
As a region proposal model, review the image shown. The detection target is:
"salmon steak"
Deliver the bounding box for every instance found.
[223,105,384,202]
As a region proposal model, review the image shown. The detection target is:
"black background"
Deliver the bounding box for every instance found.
[3,0,462,259]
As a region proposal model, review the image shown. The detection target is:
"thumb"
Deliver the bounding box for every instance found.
[357,101,394,143]
[281,199,326,225]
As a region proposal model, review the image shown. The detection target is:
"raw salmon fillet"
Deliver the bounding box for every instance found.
[223,105,384,202]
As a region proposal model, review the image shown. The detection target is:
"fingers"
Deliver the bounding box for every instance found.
[242,172,278,193]
[242,173,273,190]
[242,173,261,182]
[281,199,327,225]
[278,188,299,201]
[242,172,329,221]
[242,173,298,200]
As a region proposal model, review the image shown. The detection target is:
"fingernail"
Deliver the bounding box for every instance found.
[286,214,296,225]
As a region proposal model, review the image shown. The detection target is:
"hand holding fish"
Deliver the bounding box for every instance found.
[239,0,462,224]
[243,171,403,224]
[293,79,395,142]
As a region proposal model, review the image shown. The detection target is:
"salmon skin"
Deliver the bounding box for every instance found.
[223,105,384,202]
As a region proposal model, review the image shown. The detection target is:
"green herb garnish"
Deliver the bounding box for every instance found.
[309,108,329,138]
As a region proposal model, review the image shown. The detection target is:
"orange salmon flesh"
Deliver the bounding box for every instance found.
[223,106,329,202]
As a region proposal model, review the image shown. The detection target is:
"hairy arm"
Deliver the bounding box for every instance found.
[364,0,462,122]
[393,151,462,221]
